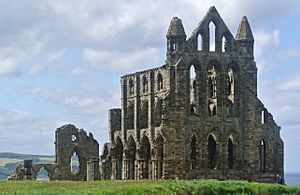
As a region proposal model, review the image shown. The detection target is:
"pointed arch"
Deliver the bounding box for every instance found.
[156,134,165,179]
[157,73,163,90]
[222,36,227,52]
[197,33,203,51]
[129,79,134,95]
[70,151,80,175]
[261,109,265,124]
[154,99,162,127]
[127,102,134,130]
[190,135,197,170]
[207,64,217,117]
[140,135,151,179]
[208,134,217,169]
[259,139,266,172]
[227,137,233,169]
[142,76,148,93]
[209,21,216,52]
[128,136,136,179]
[140,100,149,129]
[227,67,234,103]
[115,136,123,180]
[189,65,197,115]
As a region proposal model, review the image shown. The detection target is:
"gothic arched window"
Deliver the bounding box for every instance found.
[222,36,227,52]
[157,73,163,91]
[228,138,233,169]
[190,135,196,170]
[259,139,266,172]
[227,67,234,103]
[198,34,203,51]
[115,136,123,180]
[208,134,217,169]
[127,103,134,130]
[209,22,216,52]
[129,79,134,95]
[142,76,148,93]
[140,136,151,179]
[140,101,149,129]
[207,66,217,117]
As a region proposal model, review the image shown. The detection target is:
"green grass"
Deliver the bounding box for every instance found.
[0,179,300,195]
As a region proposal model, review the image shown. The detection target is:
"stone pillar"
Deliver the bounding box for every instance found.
[137,159,143,180]
[23,159,33,180]
[152,159,158,179]
[101,159,112,180]
[111,159,117,180]
[123,159,130,180]
[87,158,100,181]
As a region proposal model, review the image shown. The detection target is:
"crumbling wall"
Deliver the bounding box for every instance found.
[11,124,100,181]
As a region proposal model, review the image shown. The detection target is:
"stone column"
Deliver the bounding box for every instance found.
[152,159,158,179]
[111,159,117,180]
[122,159,130,180]
[87,158,100,181]
[24,159,33,180]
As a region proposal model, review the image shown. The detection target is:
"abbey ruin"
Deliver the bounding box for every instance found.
[100,7,284,182]
[11,6,284,183]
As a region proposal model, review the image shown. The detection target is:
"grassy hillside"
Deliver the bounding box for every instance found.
[0,180,299,194]
[0,152,55,180]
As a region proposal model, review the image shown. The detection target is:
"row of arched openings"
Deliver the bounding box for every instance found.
[126,99,162,130]
[189,63,235,117]
[197,21,228,52]
[190,136,267,171]
[190,135,234,170]
[113,135,164,180]
[128,73,164,95]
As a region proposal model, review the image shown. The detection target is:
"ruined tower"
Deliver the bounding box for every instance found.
[101,6,284,182]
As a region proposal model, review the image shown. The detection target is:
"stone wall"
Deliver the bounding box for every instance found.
[101,6,284,182]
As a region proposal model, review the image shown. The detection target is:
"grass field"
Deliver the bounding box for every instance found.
[0,179,300,195]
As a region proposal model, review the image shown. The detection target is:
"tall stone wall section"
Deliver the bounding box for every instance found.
[101,6,284,182]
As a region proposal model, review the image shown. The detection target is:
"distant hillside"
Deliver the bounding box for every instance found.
[0,152,55,180]
[0,152,53,159]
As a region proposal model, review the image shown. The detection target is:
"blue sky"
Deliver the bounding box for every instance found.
[0,0,299,173]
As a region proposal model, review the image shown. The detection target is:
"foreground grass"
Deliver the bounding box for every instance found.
[0,179,300,195]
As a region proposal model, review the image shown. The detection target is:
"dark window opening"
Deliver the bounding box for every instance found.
[228,138,233,169]
[190,136,196,170]
[142,76,148,93]
[115,137,123,180]
[208,135,217,169]
[129,79,134,95]
[260,139,266,172]
[141,136,151,179]
[140,101,149,129]
[157,73,163,90]
[127,103,134,129]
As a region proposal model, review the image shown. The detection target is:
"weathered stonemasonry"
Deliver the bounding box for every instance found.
[101,7,284,182]
[11,124,100,181]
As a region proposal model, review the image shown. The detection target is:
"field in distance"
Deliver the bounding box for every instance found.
[0,152,56,180]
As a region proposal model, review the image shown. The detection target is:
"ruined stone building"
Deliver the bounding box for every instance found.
[11,124,100,181]
[101,7,284,182]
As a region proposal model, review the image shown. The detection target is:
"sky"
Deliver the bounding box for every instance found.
[0,0,299,173]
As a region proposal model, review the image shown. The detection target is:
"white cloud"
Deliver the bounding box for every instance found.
[0,57,20,75]
[83,47,162,72]
[279,48,300,58]
[27,64,43,75]
[274,75,300,91]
